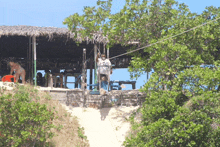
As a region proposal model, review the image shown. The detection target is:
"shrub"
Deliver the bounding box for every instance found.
[125,107,220,147]
[141,90,180,125]
[0,85,56,147]
[124,92,220,147]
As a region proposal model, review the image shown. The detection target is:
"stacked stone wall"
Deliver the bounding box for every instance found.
[49,89,146,108]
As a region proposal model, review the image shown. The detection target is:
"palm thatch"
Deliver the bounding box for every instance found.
[0,25,109,44]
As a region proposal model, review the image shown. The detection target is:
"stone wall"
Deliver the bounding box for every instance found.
[0,82,146,108]
[49,89,147,109]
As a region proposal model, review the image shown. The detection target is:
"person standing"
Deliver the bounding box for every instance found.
[96,53,112,90]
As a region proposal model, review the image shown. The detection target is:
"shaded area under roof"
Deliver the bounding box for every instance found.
[0,25,133,72]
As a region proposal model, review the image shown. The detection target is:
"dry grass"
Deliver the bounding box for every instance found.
[0,84,90,147]
[0,25,109,44]
[40,92,89,147]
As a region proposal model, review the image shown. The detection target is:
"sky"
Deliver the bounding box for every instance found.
[0,0,219,90]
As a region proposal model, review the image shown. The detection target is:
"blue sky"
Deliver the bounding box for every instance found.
[0,0,219,90]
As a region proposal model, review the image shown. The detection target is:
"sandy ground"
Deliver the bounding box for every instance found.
[61,104,140,147]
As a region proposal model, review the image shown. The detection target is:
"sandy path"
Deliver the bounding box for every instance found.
[61,104,140,147]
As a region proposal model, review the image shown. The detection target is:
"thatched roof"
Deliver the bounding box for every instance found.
[0,25,109,44]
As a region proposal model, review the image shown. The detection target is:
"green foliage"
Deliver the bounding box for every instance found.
[77,127,87,140]
[184,92,220,120]
[141,90,180,125]
[63,0,112,42]
[0,85,57,147]
[121,1,220,145]
[57,124,63,132]
[175,64,220,94]
[127,64,220,146]
[64,0,220,146]
[125,93,220,147]
[123,0,220,79]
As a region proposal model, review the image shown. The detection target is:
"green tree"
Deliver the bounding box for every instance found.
[63,0,112,42]
[64,0,220,146]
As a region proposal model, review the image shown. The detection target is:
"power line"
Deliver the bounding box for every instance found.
[109,17,220,60]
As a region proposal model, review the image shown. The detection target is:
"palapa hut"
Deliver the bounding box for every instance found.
[0,25,132,88]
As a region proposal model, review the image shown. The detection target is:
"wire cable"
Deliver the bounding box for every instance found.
[109,17,220,60]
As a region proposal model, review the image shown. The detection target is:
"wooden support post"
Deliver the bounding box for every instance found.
[26,40,29,81]
[32,36,37,86]
[28,37,31,84]
[31,37,34,85]
[64,75,67,88]
[82,48,87,107]
[119,82,122,90]
[54,75,57,87]
[48,74,53,88]
[90,58,93,90]
[107,46,109,59]
[103,43,106,54]
[0,37,3,71]
[75,76,78,88]
[0,37,2,70]
[60,74,63,88]
[94,43,98,85]
[0,49,1,70]
[0,38,1,67]
[132,83,136,90]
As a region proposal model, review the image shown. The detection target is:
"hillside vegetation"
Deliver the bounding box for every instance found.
[0,84,89,147]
